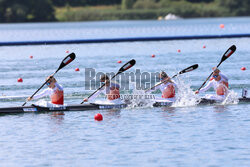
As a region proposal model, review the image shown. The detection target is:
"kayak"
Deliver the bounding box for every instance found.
[0,97,249,114]
[0,103,127,114]
[153,97,250,107]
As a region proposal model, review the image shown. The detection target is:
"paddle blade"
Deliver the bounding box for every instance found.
[118,59,136,74]
[58,53,76,70]
[179,64,199,75]
[220,45,236,63]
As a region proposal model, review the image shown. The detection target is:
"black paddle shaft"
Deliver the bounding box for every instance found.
[22,53,76,106]
[146,64,199,92]
[197,45,236,91]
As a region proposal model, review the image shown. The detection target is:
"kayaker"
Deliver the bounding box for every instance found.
[147,71,177,102]
[27,76,64,105]
[211,67,228,82]
[195,68,229,100]
[83,74,122,104]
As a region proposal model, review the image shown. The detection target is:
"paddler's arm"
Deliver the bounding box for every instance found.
[195,81,213,94]
[171,79,177,88]
[54,82,63,91]
[27,89,50,101]
[219,73,228,82]
[84,87,105,102]
[146,83,161,93]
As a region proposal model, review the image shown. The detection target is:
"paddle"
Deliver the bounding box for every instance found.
[145,64,199,92]
[81,59,136,104]
[197,45,236,91]
[22,53,76,106]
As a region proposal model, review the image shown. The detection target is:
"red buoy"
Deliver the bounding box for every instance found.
[203,45,206,49]
[17,78,23,82]
[241,67,246,71]
[117,60,122,63]
[94,113,103,121]
[220,24,225,29]
[66,50,69,53]
[177,49,181,53]
[75,68,80,71]
[30,55,33,59]
[151,54,155,58]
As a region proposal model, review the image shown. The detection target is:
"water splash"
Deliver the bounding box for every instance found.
[126,82,155,108]
[172,75,200,107]
[222,90,239,105]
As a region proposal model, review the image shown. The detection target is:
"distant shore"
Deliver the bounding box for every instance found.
[54,4,236,22]
[0,0,249,23]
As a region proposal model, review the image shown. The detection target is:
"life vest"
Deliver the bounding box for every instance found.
[162,84,175,98]
[107,87,120,100]
[216,81,229,96]
[51,89,64,105]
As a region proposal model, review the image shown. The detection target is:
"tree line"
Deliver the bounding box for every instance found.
[0,0,249,22]
[0,0,55,22]
[52,0,122,6]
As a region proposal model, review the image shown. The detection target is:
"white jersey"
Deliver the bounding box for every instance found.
[33,82,64,104]
[199,76,228,94]
[219,73,228,82]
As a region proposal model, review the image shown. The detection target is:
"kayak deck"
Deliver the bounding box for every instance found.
[199,97,250,104]
[153,97,250,107]
[0,103,127,114]
[0,97,249,114]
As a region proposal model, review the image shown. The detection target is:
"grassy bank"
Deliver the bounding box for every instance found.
[1,0,249,23]
[55,3,228,22]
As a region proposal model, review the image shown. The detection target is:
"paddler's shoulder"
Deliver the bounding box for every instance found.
[110,81,120,88]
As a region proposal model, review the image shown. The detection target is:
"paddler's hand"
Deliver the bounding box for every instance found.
[27,97,33,101]
[195,90,199,94]
[47,75,56,83]
[83,98,88,102]
[166,77,171,82]
[162,77,171,83]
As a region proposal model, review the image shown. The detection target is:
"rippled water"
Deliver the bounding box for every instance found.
[0,18,250,166]
[1,17,250,42]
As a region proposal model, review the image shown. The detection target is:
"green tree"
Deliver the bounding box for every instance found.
[121,0,134,9]
[28,0,55,21]
[133,0,159,9]
[52,0,121,6]
[0,0,55,22]
[186,0,214,2]
[4,3,29,22]
[217,0,250,16]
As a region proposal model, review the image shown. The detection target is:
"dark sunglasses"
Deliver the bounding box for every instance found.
[46,81,51,86]
[159,77,166,81]
[213,75,218,78]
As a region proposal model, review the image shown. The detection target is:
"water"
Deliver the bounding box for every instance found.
[1,17,250,42]
[0,17,250,166]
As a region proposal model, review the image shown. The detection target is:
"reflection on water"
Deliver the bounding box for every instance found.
[213,105,228,113]
[104,109,122,120]
[160,107,176,120]
[161,106,176,113]
[50,112,65,124]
